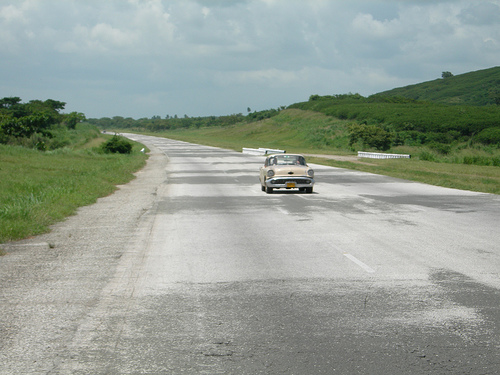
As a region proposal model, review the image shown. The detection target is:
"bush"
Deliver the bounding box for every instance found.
[476,127,500,145]
[462,155,499,166]
[429,142,452,155]
[101,135,132,154]
[348,123,392,151]
[419,150,437,162]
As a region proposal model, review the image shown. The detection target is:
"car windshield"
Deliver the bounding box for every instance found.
[268,155,306,166]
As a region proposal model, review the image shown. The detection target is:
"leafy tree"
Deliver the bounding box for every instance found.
[442,71,454,78]
[0,97,22,109]
[43,99,66,112]
[26,100,64,124]
[64,112,86,129]
[476,127,500,145]
[0,97,86,149]
[348,123,392,151]
[0,97,26,118]
[0,114,51,138]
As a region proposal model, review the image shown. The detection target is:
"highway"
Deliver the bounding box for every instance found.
[1,134,499,374]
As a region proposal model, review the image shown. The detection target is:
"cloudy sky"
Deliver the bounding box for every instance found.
[1,0,499,119]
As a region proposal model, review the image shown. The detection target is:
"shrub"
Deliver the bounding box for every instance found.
[419,150,437,162]
[101,135,132,154]
[476,127,500,145]
[462,155,497,166]
[348,123,392,151]
[429,142,452,155]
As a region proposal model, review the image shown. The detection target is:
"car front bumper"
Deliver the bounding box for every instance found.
[265,177,315,189]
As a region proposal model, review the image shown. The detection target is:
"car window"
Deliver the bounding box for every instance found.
[265,155,306,166]
[275,155,305,165]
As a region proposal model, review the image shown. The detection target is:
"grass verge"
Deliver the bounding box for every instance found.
[0,141,147,245]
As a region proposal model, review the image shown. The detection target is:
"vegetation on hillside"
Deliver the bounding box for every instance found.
[289,93,500,158]
[377,66,500,106]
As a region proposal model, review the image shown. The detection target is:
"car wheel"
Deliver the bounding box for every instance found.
[305,187,313,194]
[261,184,266,192]
[266,186,274,194]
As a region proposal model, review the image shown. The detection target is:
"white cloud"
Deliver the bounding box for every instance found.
[459,1,500,25]
[73,23,137,53]
[216,68,299,87]
[0,0,498,118]
[352,13,402,39]
[0,3,24,22]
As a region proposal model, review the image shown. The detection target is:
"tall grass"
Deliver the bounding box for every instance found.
[0,143,147,243]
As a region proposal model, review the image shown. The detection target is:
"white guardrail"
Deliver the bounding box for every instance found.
[358,151,410,159]
[242,147,286,155]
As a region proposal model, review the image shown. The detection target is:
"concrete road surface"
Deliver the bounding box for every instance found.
[1,134,499,374]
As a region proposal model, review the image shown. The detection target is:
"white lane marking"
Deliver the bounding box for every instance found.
[343,253,376,273]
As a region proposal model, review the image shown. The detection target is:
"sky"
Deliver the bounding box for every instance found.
[1,0,499,119]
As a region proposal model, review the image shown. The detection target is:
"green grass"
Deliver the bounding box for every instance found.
[0,142,147,244]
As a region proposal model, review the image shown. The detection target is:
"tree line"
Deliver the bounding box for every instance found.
[0,97,86,150]
[87,108,283,132]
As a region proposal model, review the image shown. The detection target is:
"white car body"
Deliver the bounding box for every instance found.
[259,154,315,194]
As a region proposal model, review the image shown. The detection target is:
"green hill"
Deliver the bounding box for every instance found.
[376,66,500,106]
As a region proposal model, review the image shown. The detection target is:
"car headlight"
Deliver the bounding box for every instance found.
[307,169,314,177]
[267,170,275,178]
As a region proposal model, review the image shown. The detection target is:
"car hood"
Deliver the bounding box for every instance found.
[271,165,310,177]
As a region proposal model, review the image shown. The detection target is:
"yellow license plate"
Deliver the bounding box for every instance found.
[286,182,296,188]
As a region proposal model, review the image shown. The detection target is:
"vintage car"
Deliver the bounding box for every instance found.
[259,154,314,193]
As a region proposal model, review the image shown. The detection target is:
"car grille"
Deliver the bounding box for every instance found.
[271,179,312,185]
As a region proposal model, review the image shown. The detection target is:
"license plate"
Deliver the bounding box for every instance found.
[286,182,296,188]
